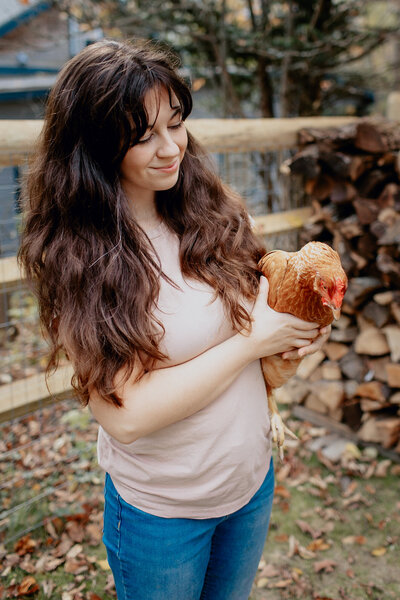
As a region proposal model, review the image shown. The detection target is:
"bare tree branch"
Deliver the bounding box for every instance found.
[310,0,325,32]
[51,0,395,118]
[246,0,257,31]
[279,0,294,117]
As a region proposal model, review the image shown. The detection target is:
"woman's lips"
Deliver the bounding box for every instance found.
[151,160,179,173]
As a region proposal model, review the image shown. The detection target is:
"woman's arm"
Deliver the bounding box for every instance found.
[89,277,320,443]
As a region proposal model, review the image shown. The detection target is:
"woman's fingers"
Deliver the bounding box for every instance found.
[319,325,332,336]
[299,328,319,339]
[282,343,312,360]
[282,324,332,359]
[287,314,319,330]
[258,276,269,300]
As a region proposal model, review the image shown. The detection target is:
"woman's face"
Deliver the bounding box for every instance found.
[120,87,188,202]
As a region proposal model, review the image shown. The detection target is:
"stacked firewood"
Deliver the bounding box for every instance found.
[282,118,400,453]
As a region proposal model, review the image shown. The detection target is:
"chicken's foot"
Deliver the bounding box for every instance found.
[268,391,298,461]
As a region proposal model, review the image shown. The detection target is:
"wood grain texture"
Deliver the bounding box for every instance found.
[0,117,359,165]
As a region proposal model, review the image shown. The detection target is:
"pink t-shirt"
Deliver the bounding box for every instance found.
[97,222,272,518]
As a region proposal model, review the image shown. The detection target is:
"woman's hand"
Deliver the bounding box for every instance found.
[281,324,331,360]
[245,276,320,360]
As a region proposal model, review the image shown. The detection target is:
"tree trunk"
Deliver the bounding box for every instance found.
[257,56,274,117]
[210,39,244,117]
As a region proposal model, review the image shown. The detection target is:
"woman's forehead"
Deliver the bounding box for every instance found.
[144,87,181,124]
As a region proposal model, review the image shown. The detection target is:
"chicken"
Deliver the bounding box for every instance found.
[258,241,348,459]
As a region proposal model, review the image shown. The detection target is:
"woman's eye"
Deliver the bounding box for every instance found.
[138,135,152,144]
[137,121,182,143]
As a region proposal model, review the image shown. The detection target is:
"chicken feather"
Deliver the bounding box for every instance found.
[258,241,348,459]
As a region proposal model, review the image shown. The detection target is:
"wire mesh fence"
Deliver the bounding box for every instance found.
[0,142,305,546]
[212,147,304,251]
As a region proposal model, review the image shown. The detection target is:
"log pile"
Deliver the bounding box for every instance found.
[282,118,400,453]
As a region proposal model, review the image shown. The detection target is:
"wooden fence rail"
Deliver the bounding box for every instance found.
[0,116,358,419]
[0,116,357,165]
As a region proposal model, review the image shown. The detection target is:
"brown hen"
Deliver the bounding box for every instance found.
[258,241,348,459]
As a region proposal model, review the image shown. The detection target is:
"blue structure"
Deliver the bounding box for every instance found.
[0,1,103,256]
[0,0,58,107]
[0,1,103,110]
[0,1,52,38]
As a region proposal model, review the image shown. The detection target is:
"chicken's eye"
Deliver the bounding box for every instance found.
[321,282,327,290]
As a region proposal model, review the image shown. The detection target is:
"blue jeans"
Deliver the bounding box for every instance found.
[103,459,274,600]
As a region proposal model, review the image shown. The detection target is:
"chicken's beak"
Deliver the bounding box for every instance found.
[331,307,341,320]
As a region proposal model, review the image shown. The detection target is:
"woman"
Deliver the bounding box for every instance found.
[19,39,329,599]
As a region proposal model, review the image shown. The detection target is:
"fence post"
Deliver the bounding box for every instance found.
[387,92,400,121]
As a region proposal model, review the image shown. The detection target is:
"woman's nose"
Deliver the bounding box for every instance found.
[157,131,179,157]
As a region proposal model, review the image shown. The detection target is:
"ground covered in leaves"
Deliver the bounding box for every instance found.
[0,399,399,600]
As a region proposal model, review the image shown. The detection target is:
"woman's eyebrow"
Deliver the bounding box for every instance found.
[148,106,182,130]
[170,106,182,118]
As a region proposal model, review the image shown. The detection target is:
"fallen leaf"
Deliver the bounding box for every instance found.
[371,547,387,556]
[314,559,337,573]
[307,538,331,552]
[256,577,269,588]
[342,480,358,498]
[17,576,39,596]
[342,535,366,545]
[41,580,55,597]
[343,442,361,459]
[291,567,303,582]
[288,534,316,559]
[19,555,35,574]
[65,520,84,543]
[309,475,328,490]
[316,451,337,472]
[274,485,291,498]
[257,558,266,570]
[64,557,88,574]
[298,545,317,559]
[276,463,291,482]
[85,522,102,545]
[14,535,36,556]
[296,519,321,539]
[280,501,290,513]
[42,556,65,572]
[375,460,391,477]
[307,487,325,498]
[270,579,293,588]
[53,535,74,558]
[364,512,374,523]
[50,517,64,534]
[259,564,280,578]
[66,543,83,560]
[274,534,289,543]
[97,558,111,570]
[342,493,370,507]
[287,534,298,558]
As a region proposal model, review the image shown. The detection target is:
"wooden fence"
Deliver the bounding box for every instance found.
[0,116,358,419]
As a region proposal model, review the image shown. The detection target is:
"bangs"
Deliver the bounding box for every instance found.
[122,68,192,153]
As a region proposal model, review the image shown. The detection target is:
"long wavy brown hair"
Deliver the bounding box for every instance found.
[19,39,265,407]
